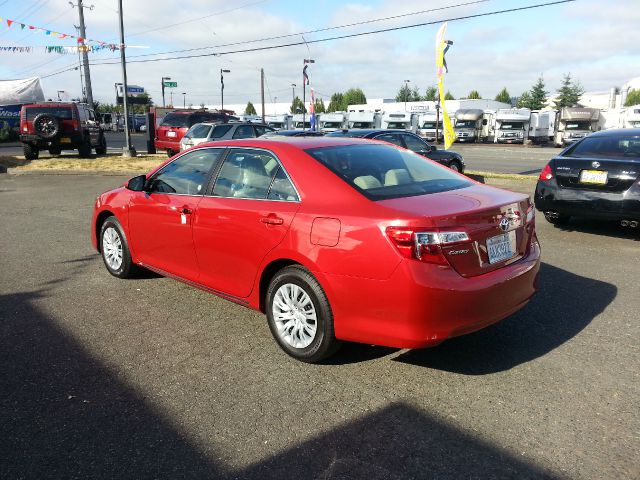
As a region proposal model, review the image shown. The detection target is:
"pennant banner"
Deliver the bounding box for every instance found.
[0,45,118,54]
[435,23,456,150]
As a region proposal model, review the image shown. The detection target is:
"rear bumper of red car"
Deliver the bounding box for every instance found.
[326,239,541,349]
[154,139,180,151]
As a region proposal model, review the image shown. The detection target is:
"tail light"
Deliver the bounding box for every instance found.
[539,163,553,181]
[386,227,470,265]
[70,119,80,131]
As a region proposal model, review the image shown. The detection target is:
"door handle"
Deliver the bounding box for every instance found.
[181,207,193,214]
[260,214,284,225]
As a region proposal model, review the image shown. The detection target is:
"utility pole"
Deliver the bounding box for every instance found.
[71,1,94,108]
[260,68,265,123]
[117,0,135,157]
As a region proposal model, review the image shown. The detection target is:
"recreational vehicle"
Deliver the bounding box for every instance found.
[553,107,600,146]
[454,109,493,142]
[264,114,291,130]
[494,108,531,144]
[319,112,347,132]
[381,112,414,131]
[347,111,381,129]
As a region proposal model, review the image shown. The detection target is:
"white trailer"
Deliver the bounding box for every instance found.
[553,107,600,147]
[454,109,493,142]
[347,111,381,129]
[623,106,640,128]
[319,112,347,132]
[528,111,556,144]
[292,114,312,130]
[264,114,291,130]
[494,108,531,144]
[381,111,414,131]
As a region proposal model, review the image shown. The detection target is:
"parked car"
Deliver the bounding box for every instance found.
[19,102,107,159]
[180,122,276,151]
[92,138,540,363]
[328,129,465,172]
[260,129,325,138]
[155,110,232,157]
[535,129,640,227]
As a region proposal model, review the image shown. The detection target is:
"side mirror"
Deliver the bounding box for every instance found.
[127,174,147,192]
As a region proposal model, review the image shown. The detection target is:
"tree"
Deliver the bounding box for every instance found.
[554,73,584,109]
[516,91,533,108]
[395,83,412,102]
[624,88,640,107]
[495,87,511,104]
[290,96,306,114]
[467,90,482,99]
[423,86,438,101]
[327,92,345,112]
[529,76,548,110]
[342,88,367,108]
[314,98,326,113]
[444,91,455,100]
[244,101,257,115]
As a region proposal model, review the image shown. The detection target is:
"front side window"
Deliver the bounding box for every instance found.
[306,144,471,200]
[254,125,274,137]
[375,133,403,147]
[149,148,223,195]
[402,134,430,153]
[232,125,255,139]
[213,148,290,200]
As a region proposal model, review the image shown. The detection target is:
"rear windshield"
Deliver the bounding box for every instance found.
[26,107,72,120]
[306,144,471,200]
[160,113,191,127]
[565,134,640,159]
[184,124,212,139]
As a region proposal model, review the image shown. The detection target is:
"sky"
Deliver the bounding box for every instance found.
[0,0,638,108]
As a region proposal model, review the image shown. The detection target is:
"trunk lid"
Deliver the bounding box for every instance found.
[553,155,640,193]
[379,184,534,277]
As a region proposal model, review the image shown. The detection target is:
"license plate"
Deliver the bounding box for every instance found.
[167,131,177,138]
[60,137,71,144]
[580,170,607,184]
[487,231,517,264]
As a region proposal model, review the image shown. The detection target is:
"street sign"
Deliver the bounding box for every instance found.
[163,81,177,88]
[127,86,145,94]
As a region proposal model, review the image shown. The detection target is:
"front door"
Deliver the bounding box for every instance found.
[193,147,301,298]
[128,148,224,281]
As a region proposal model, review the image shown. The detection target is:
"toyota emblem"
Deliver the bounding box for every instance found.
[499,217,510,231]
[592,161,601,169]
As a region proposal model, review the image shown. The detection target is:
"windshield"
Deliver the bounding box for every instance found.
[184,124,212,139]
[455,120,476,129]
[305,144,471,200]
[160,113,191,127]
[322,122,342,128]
[350,122,372,128]
[565,134,640,159]
[26,107,72,120]
[269,122,284,128]
[631,121,640,128]
[386,122,408,129]
[294,122,311,128]
[421,122,441,129]
[565,121,591,130]
[327,130,368,138]
[500,122,524,130]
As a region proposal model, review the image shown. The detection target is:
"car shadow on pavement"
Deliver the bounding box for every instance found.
[0,290,561,479]
[552,218,640,241]
[393,262,616,375]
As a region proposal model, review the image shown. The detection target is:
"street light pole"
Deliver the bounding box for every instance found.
[404,79,411,112]
[182,92,186,109]
[70,0,94,108]
[291,83,296,112]
[220,69,230,111]
[302,59,314,131]
[117,0,135,157]
[161,76,171,107]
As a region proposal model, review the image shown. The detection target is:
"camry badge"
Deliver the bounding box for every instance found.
[592,161,601,169]
[499,217,510,232]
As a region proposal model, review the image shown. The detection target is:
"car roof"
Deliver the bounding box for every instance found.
[195,136,376,150]
[330,129,412,136]
[588,128,640,137]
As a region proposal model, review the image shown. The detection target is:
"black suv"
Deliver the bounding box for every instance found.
[20,102,107,160]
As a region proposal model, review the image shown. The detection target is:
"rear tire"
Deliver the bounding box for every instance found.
[99,216,140,279]
[266,265,342,363]
[23,143,39,160]
[48,147,62,156]
[166,149,175,157]
[544,212,570,225]
[95,134,107,155]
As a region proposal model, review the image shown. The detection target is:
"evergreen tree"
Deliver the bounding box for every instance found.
[314,98,326,113]
[624,88,640,107]
[495,87,511,104]
[395,83,412,102]
[529,76,549,110]
[290,96,306,114]
[444,91,455,100]
[244,101,257,115]
[467,90,482,99]
[423,86,438,101]
[554,73,584,109]
[517,91,533,108]
[327,92,345,112]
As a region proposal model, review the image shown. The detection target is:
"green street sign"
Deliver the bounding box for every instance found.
[163,81,177,88]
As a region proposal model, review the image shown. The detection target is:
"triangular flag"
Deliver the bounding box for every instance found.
[21,23,26,30]
[77,37,83,43]
[7,19,13,27]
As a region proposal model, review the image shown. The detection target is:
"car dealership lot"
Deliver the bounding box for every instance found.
[1,174,638,479]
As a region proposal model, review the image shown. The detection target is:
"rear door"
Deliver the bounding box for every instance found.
[193,147,301,297]
[128,148,224,280]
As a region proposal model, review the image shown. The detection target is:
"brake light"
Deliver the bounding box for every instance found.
[71,119,80,131]
[386,226,470,265]
[539,164,553,181]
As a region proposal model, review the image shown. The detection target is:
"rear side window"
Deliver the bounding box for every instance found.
[211,124,233,138]
[213,148,282,199]
[25,107,73,120]
[160,113,190,128]
[565,135,640,159]
[232,125,255,139]
[185,124,212,139]
[306,144,471,200]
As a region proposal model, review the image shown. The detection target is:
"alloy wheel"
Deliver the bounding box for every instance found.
[272,283,318,349]
[102,226,123,270]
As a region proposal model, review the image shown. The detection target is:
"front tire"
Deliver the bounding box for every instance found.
[266,265,341,363]
[544,212,570,225]
[99,216,139,278]
[95,134,107,155]
[78,136,92,158]
[448,160,462,172]
[23,143,39,160]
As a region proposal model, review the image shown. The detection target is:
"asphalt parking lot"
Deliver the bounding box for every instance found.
[1,174,638,479]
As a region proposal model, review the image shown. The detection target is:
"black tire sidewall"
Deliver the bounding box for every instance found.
[95,134,107,154]
[99,217,134,278]
[78,135,92,157]
[23,143,39,160]
[266,266,338,362]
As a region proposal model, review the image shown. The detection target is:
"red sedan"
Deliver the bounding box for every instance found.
[91,138,540,362]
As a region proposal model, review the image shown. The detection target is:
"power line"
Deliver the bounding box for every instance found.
[40,0,576,79]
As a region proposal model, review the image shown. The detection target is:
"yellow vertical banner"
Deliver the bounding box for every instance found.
[435,23,456,150]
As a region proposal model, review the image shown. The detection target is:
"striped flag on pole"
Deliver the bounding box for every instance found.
[303,65,310,85]
[310,88,316,131]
